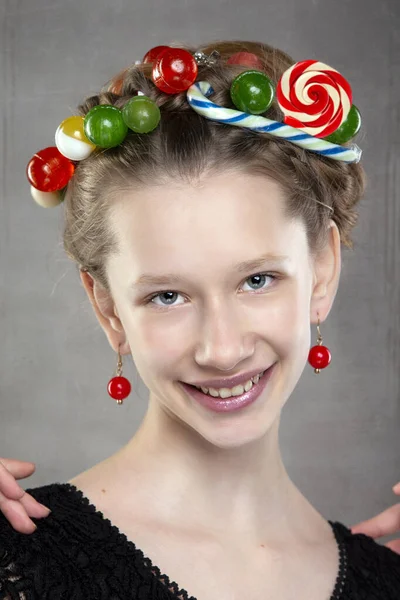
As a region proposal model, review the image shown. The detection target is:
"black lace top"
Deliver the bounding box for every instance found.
[0,483,399,599]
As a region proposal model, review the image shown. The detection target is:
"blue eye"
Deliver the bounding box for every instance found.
[146,272,277,308]
[150,291,180,306]
[243,273,274,291]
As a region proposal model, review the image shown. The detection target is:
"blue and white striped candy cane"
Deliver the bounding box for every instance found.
[186,82,362,164]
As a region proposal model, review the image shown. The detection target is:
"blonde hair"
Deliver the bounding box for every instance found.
[63,40,366,293]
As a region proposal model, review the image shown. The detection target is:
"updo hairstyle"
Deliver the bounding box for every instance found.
[63,40,366,293]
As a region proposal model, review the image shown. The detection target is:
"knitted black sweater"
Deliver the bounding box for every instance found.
[0,483,399,599]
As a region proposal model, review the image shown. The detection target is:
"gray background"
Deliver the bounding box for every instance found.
[1,0,399,547]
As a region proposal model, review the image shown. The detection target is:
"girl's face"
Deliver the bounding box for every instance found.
[99,171,339,448]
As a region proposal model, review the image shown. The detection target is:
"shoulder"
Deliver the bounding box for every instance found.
[332,521,400,598]
[0,481,118,554]
[0,484,59,599]
[0,483,88,599]
[0,483,158,600]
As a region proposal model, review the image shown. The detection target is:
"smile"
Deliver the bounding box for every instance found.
[193,370,266,398]
[179,364,276,413]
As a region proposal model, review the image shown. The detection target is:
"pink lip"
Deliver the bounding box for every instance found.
[179,363,276,413]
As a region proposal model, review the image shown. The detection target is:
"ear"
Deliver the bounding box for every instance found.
[309,220,341,325]
[79,270,131,355]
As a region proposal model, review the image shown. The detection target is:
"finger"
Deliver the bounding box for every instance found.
[385,539,400,554]
[0,487,50,521]
[0,459,36,499]
[393,482,400,494]
[0,491,38,534]
[351,503,400,538]
[0,460,51,516]
[0,458,36,490]
[19,491,51,517]
[0,458,36,477]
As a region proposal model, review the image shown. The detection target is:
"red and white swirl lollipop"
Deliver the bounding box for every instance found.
[276,60,352,138]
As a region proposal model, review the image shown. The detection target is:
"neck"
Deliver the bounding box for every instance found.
[111,396,326,543]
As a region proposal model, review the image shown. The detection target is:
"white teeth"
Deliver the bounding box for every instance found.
[244,379,253,392]
[197,371,265,398]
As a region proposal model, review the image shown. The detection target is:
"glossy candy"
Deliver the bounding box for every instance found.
[84,105,128,148]
[324,104,361,144]
[187,81,362,163]
[27,147,75,192]
[227,52,264,70]
[55,116,96,161]
[143,45,170,64]
[152,48,198,94]
[230,70,274,114]
[276,60,353,138]
[30,185,65,208]
[122,96,161,133]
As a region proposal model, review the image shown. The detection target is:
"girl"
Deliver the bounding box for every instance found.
[1,40,399,599]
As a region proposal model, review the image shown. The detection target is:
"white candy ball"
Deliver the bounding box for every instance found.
[30,186,64,208]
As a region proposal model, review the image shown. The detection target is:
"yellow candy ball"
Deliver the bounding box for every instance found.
[55,116,96,161]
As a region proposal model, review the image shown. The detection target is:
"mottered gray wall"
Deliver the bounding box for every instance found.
[1,0,399,545]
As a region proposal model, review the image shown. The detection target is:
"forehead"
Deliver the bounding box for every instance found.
[108,172,307,273]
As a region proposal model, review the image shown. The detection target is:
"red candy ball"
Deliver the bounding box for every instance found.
[308,345,332,370]
[227,52,264,70]
[152,48,198,94]
[27,147,75,192]
[107,376,131,403]
[143,45,170,63]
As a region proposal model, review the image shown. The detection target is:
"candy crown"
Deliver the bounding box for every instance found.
[27,46,362,208]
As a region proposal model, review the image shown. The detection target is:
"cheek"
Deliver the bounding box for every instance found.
[263,281,312,362]
[129,311,185,370]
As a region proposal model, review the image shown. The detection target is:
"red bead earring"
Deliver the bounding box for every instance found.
[308,316,332,374]
[107,345,131,405]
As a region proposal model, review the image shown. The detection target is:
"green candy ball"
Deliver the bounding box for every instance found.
[324,105,361,144]
[122,96,161,133]
[84,105,128,148]
[230,70,275,115]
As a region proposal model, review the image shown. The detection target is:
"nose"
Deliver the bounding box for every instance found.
[194,301,254,371]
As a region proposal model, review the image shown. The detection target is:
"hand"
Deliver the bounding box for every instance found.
[0,458,51,534]
[351,482,400,554]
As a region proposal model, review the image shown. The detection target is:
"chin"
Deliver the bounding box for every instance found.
[183,393,283,451]
[192,418,277,450]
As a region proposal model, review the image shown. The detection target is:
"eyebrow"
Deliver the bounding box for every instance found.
[131,253,290,288]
